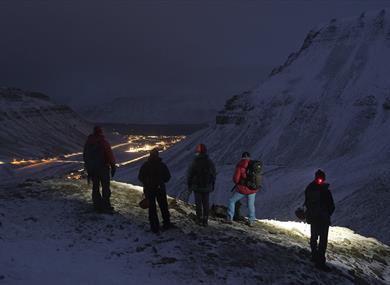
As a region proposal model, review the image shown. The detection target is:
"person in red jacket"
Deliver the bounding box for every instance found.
[226,152,257,226]
[83,126,116,212]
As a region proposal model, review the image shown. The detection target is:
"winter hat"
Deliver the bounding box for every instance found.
[242,151,250,158]
[315,169,326,180]
[150,148,159,157]
[196,143,207,154]
[93,126,103,135]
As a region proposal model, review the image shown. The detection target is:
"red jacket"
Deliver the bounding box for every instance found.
[84,134,116,167]
[233,159,257,195]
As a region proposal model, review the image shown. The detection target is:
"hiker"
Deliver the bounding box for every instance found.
[304,169,335,272]
[187,143,216,226]
[138,148,172,234]
[83,126,116,212]
[226,152,262,227]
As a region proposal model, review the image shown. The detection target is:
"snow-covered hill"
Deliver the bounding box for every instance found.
[118,9,390,244]
[0,178,389,284]
[0,87,90,160]
[78,96,218,124]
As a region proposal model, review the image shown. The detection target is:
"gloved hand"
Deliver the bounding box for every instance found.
[111,165,117,178]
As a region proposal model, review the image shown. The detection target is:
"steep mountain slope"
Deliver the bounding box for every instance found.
[118,10,390,244]
[0,87,90,159]
[0,178,389,284]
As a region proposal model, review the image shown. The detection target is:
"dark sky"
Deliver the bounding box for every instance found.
[1,0,389,109]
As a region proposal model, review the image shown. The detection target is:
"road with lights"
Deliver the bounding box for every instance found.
[0,134,185,183]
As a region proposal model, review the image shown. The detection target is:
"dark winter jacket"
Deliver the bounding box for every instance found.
[304,181,335,225]
[187,153,216,193]
[233,159,257,195]
[138,156,171,193]
[83,133,116,167]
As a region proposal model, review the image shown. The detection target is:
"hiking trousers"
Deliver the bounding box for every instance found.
[227,192,256,222]
[145,185,170,233]
[310,221,329,265]
[91,166,111,210]
[194,192,209,223]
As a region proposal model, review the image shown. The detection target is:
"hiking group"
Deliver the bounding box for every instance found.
[83,126,335,272]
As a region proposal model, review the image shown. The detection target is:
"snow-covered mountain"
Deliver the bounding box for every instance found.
[78,96,218,124]
[119,9,390,244]
[0,87,90,159]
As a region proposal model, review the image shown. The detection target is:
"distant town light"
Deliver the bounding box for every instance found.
[125,135,186,153]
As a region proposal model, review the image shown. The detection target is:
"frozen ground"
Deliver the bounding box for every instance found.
[0,178,389,285]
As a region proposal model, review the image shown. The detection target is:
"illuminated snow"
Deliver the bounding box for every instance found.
[260,220,383,245]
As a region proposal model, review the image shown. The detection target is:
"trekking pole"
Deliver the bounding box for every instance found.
[230,184,237,192]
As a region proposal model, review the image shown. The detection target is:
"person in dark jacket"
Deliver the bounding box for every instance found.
[305,169,335,272]
[83,126,116,212]
[227,152,258,227]
[138,148,172,234]
[187,144,216,226]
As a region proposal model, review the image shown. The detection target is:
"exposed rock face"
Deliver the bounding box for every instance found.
[0,87,90,158]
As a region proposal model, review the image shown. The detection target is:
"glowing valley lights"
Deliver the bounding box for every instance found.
[125,135,185,153]
[11,158,41,165]
[126,144,155,153]
[119,153,150,166]
[63,152,82,158]
[9,157,82,167]
[7,134,186,169]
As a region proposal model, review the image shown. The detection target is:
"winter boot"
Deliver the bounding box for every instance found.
[202,217,208,227]
[162,222,174,231]
[195,216,202,226]
[315,262,331,272]
[222,219,233,225]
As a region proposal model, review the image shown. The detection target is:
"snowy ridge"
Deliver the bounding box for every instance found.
[0,179,389,284]
[119,9,390,244]
[0,87,90,160]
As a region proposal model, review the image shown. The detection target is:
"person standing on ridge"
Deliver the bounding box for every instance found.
[83,126,116,213]
[187,143,216,226]
[138,148,172,234]
[226,152,262,227]
[304,169,335,272]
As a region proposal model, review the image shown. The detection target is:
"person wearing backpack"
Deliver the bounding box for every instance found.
[83,126,116,213]
[187,144,216,227]
[226,152,262,227]
[138,148,172,234]
[304,169,335,272]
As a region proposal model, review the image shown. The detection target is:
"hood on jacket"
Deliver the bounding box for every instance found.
[86,133,105,144]
[237,158,250,168]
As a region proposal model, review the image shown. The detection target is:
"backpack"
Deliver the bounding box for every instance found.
[192,157,213,188]
[83,141,105,176]
[242,160,262,190]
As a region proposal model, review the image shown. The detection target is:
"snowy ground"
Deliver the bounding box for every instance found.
[1,178,389,285]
